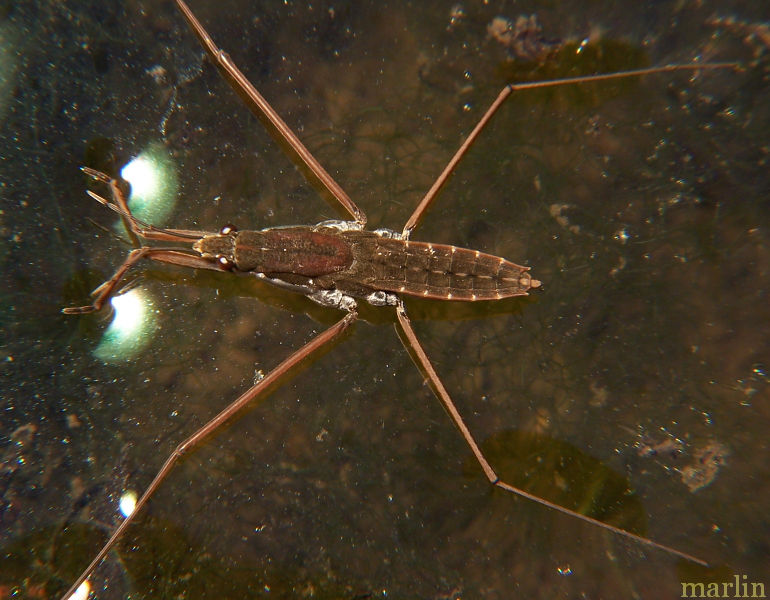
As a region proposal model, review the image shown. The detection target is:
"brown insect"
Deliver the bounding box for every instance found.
[61,1,736,597]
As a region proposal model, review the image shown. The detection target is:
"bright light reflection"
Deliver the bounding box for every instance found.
[68,580,90,600]
[109,290,145,337]
[119,490,138,518]
[93,288,156,363]
[122,155,158,201]
[119,142,178,226]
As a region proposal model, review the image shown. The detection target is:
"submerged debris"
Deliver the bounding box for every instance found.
[446,4,466,32]
[680,441,730,492]
[487,15,561,62]
[707,15,770,58]
[636,435,683,459]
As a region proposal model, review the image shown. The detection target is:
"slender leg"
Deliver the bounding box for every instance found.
[64,170,229,314]
[401,62,737,238]
[81,168,214,242]
[81,167,142,248]
[394,300,706,566]
[174,0,367,226]
[62,247,232,314]
[61,310,357,600]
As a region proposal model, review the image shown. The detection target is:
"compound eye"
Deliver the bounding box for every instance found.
[220,224,238,235]
[218,255,235,271]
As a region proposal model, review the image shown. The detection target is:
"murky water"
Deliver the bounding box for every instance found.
[1,1,768,598]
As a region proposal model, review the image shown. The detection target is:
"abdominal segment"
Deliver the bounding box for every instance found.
[339,232,538,301]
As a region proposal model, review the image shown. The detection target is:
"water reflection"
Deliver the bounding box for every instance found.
[119,490,138,519]
[120,143,178,226]
[69,580,90,600]
[93,289,156,363]
[89,144,178,363]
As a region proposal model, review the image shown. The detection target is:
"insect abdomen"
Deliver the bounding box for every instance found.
[348,233,540,301]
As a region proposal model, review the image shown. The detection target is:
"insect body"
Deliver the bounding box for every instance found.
[195,222,540,307]
[66,173,539,317]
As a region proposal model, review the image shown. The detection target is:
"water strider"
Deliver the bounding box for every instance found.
[61,1,738,597]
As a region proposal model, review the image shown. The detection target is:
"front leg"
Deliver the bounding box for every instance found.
[62,248,230,314]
